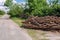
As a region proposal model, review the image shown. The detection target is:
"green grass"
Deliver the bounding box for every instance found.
[27,29,39,40]
[11,17,38,40]
[11,17,25,26]
[0,15,3,17]
[11,17,48,40]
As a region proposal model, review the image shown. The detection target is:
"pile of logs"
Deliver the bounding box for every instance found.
[22,16,60,30]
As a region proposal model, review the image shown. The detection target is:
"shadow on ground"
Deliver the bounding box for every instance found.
[21,26,60,32]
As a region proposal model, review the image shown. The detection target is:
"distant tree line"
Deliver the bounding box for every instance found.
[25,0,60,17]
[3,0,60,18]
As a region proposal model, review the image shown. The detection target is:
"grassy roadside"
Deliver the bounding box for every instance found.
[11,17,49,40]
[0,15,3,17]
[11,17,38,40]
[11,17,24,26]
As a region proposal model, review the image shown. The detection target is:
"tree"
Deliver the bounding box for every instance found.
[28,0,48,16]
[47,0,60,16]
[48,0,59,7]
[4,0,13,7]
[8,4,23,17]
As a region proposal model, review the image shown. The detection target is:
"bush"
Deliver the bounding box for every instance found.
[52,5,60,16]
[8,4,23,17]
[42,7,54,16]
[41,5,60,16]
[0,10,5,15]
[26,0,60,17]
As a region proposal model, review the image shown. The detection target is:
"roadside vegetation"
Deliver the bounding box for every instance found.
[0,10,5,17]
[11,17,25,26]
[3,0,60,40]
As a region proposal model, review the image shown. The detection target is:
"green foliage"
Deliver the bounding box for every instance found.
[8,4,23,17]
[26,0,60,16]
[27,0,48,16]
[48,0,59,5]
[47,0,60,16]
[0,10,5,15]
[51,5,60,16]
[4,0,60,18]
[4,0,12,7]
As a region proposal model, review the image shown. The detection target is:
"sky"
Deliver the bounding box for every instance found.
[0,0,26,5]
[15,0,26,4]
[0,0,6,2]
[15,0,26,3]
[0,0,26,12]
[0,0,26,2]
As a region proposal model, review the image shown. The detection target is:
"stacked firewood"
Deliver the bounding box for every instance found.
[22,16,60,30]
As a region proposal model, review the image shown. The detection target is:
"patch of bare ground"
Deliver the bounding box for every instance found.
[25,29,60,40]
